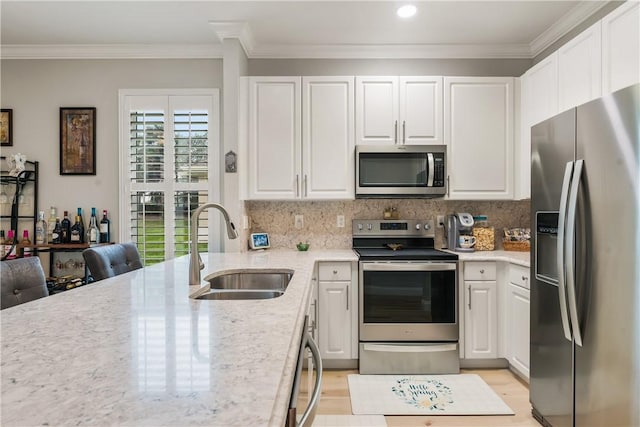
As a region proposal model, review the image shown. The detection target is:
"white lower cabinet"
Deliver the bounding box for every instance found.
[463,262,498,359]
[318,281,351,359]
[316,261,358,363]
[506,265,530,380]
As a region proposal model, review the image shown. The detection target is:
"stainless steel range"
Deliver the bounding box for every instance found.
[353,219,460,374]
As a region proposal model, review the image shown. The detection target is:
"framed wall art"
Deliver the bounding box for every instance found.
[60,107,96,175]
[1,109,13,146]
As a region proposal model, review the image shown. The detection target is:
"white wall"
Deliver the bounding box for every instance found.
[0,59,223,239]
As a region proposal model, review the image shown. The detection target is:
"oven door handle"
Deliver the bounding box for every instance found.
[361,262,456,272]
[363,343,457,353]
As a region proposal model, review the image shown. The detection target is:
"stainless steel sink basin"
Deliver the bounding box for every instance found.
[206,269,293,291]
[191,269,294,300]
[195,290,285,300]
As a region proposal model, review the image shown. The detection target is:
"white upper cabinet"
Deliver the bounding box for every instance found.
[444,77,514,200]
[248,76,301,200]
[356,76,443,145]
[399,77,444,144]
[247,76,354,200]
[303,76,355,199]
[524,53,559,127]
[601,1,640,94]
[558,22,602,112]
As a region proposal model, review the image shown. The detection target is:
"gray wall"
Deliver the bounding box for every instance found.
[249,58,532,77]
[0,58,223,239]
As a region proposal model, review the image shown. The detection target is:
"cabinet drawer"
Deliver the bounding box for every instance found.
[318,262,352,281]
[464,262,497,281]
[509,264,531,290]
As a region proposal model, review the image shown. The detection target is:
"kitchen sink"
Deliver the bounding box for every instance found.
[194,290,285,300]
[191,269,294,300]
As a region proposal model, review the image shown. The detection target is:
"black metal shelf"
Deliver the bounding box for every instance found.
[1,156,38,260]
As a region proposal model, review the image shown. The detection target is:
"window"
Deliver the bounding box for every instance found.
[119,90,220,265]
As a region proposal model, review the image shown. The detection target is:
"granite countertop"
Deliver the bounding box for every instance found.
[446,249,531,267]
[1,249,357,427]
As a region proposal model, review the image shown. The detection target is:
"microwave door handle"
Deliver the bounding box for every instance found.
[566,159,584,347]
[427,153,434,187]
[557,161,574,342]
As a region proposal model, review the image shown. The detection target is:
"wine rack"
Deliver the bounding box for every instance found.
[1,156,38,260]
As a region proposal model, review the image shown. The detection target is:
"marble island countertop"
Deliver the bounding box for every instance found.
[1,249,357,427]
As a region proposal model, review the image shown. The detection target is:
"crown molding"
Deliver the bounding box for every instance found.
[249,43,533,59]
[1,44,223,59]
[209,21,255,56]
[529,1,609,57]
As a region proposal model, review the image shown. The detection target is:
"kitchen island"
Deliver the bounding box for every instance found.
[1,249,357,427]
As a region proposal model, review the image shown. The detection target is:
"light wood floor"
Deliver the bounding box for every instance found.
[298,369,539,427]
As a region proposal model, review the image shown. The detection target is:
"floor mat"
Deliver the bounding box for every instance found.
[348,374,514,415]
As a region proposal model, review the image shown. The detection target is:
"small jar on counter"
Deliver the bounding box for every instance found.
[472,215,495,251]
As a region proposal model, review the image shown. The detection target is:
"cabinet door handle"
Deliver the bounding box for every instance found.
[295,175,300,197]
[447,175,450,197]
[468,285,471,310]
[394,120,398,144]
[522,275,527,281]
[333,270,338,274]
[346,285,349,311]
[480,269,485,274]
[304,175,308,197]
[402,120,406,144]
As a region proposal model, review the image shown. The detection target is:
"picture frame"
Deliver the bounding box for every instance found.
[60,107,96,175]
[1,109,13,146]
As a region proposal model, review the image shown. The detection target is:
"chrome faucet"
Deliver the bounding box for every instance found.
[189,203,239,286]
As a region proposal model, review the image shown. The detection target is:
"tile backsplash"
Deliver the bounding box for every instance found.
[245,199,530,251]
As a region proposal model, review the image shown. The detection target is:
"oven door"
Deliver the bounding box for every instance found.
[359,261,458,342]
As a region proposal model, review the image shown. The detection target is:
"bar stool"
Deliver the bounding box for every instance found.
[82,242,143,282]
[1,257,49,310]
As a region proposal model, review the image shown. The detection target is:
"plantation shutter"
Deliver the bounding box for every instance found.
[120,92,220,265]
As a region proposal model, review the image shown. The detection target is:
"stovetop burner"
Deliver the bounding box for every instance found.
[352,219,459,261]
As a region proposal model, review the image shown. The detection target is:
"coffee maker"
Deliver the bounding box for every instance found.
[445,212,475,252]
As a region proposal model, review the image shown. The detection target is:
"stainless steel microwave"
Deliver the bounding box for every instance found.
[355,145,447,198]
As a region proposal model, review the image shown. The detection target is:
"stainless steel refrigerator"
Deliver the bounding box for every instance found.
[530,83,639,427]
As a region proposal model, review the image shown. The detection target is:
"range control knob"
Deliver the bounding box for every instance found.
[415,224,421,230]
[357,223,363,231]
[367,223,373,231]
[424,223,431,231]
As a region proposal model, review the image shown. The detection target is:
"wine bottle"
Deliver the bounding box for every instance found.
[20,230,32,257]
[77,207,85,234]
[52,219,62,244]
[36,210,47,244]
[61,211,71,243]
[47,207,57,243]
[6,230,17,259]
[0,230,5,258]
[70,215,84,243]
[87,207,100,244]
[100,209,110,243]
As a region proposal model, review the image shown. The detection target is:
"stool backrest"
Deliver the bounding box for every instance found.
[1,257,49,310]
[82,243,143,282]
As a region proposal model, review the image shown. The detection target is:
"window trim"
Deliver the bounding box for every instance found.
[118,89,221,262]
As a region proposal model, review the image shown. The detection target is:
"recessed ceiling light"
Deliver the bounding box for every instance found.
[397,4,417,18]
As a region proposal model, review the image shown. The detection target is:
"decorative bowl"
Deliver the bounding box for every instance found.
[296,242,310,251]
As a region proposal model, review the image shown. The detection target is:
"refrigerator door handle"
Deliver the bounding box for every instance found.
[566,159,584,347]
[557,161,574,342]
